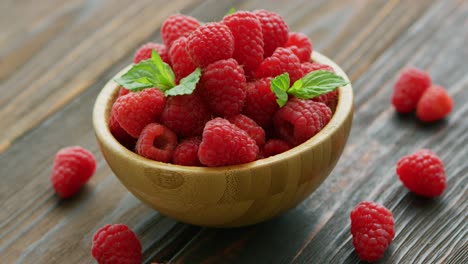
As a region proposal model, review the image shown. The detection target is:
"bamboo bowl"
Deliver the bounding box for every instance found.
[93,51,353,227]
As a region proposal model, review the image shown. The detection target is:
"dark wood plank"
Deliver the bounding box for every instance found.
[0,0,467,263]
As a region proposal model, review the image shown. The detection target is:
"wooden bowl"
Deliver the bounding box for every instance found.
[93,51,353,227]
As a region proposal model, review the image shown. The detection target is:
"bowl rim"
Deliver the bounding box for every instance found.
[93,51,353,174]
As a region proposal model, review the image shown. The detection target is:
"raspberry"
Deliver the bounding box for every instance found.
[199,59,246,117]
[173,138,202,166]
[92,224,142,264]
[223,11,264,78]
[161,14,201,48]
[350,201,395,262]
[50,146,96,198]
[285,32,312,62]
[161,94,211,137]
[253,10,289,57]
[186,22,234,67]
[391,67,431,113]
[416,85,453,122]
[169,37,197,83]
[242,78,278,128]
[261,139,291,158]
[274,99,332,146]
[396,149,446,197]
[109,108,136,149]
[255,47,302,85]
[133,42,170,64]
[113,88,166,138]
[301,62,334,75]
[198,118,259,167]
[118,87,130,97]
[135,123,177,163]
[228,114,265,147]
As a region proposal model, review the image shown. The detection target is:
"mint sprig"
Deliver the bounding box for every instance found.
[270,70,348,107]
[115,50,201,96]
[225,7,237,16]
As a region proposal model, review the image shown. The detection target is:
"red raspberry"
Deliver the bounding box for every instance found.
[92,224,142,264]
[242,78,278,128]
[133,42,170,64]
[301,62,334,75]
[161,94,211,137]
[396,149,446,197]
[261,139,291,158]
[186,22,234,67]
[255,47,302,85]
[285,32,312,62]
[253,10,289,57]
[199,59,246,117]
[109,108,136,149]
[169,37,197,83]
[118,87,130,97]
[136,123,177,163]
[113,88,166,138]
[274,99,332,146]
[161,14,201,48]
[350,201,395,262]
[173,138,202,166]
[416,85,453,122]
[228,114,265,147]
[391,67,431,113]
[50,146,96,198]
[198,118,259,167]
[223,11,264,78]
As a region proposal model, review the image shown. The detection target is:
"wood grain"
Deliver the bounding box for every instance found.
[0,0,467,263]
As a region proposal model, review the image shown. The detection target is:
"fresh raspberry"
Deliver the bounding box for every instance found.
[261,139,291,158]
[133,42,170,64]
[113,88,166,138]
[301,62,334,75]
[199,59,246,117]
[253,10,289,57]
[242,78,278,128]
[109,108,136,149]
[161,14,201,48]
[161,94,211,137]
[416,85,453,122]
[274,99,332,146]
[396,149,446,197]
[92,224,142,264]
[198,118,259,167]
[173,138,202,166]
[118,87,130,97]
[391,67,431,113]
[223,11,264,78]
[228,114,265,147]
[169,37,197,83]
[136,123,177,163]
[350,201,395,262]
[50,146,96,198]
[186,22,234,67]
[285,32,312,62]
[255,47,302,85]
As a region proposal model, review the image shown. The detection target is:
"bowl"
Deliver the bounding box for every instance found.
[93,51,353,227]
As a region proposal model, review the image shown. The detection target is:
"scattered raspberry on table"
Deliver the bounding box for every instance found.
[92,224,142,264]
[391,67,431,114]
[416,85,453,122]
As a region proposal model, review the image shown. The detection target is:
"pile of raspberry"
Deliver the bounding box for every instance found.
[109,11,339,167]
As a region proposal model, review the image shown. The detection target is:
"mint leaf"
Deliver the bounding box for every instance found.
[270,73,290,107]
[288,70,348,99]
[114,50,176,92]
[164,68,202,96]
[225,7,236,16]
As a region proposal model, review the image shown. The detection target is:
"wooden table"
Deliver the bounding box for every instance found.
[1,0,467,263]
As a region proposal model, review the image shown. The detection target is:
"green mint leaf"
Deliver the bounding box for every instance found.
[288,70,348,99]
[225,7,236,16]
[164,68,202,96]
[114,50,176,92]
[270,73,290,107]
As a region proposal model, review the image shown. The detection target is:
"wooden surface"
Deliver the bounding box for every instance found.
[0,0,466,263]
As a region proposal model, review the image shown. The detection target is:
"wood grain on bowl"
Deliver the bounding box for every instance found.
[93,52,354,227]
